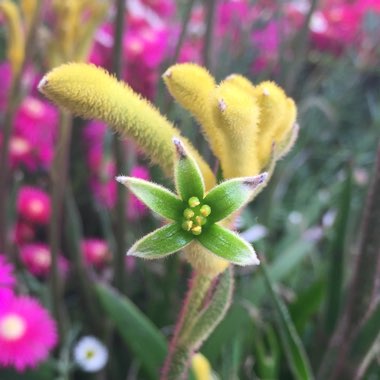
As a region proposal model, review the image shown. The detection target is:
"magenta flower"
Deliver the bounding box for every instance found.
[0,255,15,289]
[81,239,111,269]
[19,244,68,278]
[17,186,51,225]
[0,292,57,371]
[14,96,58,170]
[8,136,34,170]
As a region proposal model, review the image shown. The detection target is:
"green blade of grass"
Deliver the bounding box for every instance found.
[96,284,167,379]
[324,167,352,333]
[260,258,315,380]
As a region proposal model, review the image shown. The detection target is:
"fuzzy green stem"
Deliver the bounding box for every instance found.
[161,272,212,380]
[180,274,213,336]
[165,346,192,380]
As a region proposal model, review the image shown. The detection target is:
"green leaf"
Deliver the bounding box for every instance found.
[127,223,193,259]
[204,174,267,223]
[173,138,205,201]
[197,224,259,266]
[260,259,314,380]
[116,176,183,220]
[96,284,167,379]
[324,167,352,334]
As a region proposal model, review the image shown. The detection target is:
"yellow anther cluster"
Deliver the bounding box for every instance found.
[182,197,211,235]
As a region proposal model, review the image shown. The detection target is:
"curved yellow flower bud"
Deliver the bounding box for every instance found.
[253,81,297,168]
[224,73,256,97]
[212,80,260,178]
[0,1,25,77]
[163,63,226,159]
[38,63,216,189]
[192,353,212,380]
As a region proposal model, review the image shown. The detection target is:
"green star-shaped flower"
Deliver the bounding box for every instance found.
[116,139,267,266]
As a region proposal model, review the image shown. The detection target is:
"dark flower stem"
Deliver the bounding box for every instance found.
[112,0,128,292]
[49,110,72,338]
[202,0,217,71]
[161,272,212,380]
[171,0,197,65]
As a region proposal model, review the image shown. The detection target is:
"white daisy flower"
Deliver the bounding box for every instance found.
[73,336,109,373]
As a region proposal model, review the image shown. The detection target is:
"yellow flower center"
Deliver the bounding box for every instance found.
[0,313,26,341]
[182,197,211,236]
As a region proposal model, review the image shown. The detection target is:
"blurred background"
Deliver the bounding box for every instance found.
[0,0,379,379]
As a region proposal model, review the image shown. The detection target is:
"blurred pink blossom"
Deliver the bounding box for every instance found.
[13,96,58,170]
[17,186,51,225]
[0,291,57,371]
[19,244,68,278]
[81,239,111,269]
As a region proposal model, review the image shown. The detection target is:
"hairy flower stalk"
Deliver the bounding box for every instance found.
[39,62,297,379]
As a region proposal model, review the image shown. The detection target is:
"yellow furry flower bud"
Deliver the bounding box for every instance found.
[212,80,261,178]
[192,353,212,380]
[38,63,216,189]
[224,73,256,97]
[253,81,297,168]
[163,63,226,160]
[0,1,25,77]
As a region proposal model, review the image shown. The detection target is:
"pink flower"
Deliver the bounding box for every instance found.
[251,21,281,73]
[19,244,68,278]
[17,186,51,225]
[14,96,58,170]
[9,136,34,170]
[0,255,15,289]
[81,239,111,269]
[0,292,57,371]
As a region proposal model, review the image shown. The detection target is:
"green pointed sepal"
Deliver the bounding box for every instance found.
[116,176,183,221]
[204,173,268,223]
[127,223,193,259]
[173,138,205,201]
[197,224,259,266]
